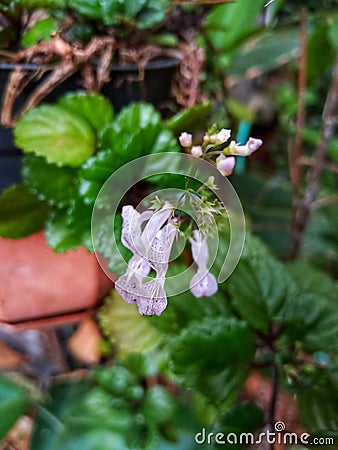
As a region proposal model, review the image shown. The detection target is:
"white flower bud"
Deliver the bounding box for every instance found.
[216,155,236,176]
[179,132,192,147]
[191,146,203,157]
[215,128,231,144]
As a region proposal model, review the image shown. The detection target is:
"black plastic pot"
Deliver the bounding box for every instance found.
[0,58,179,191]
[102,57,180,111]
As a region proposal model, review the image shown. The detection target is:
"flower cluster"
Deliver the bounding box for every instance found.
[115,202,218,316]
[179,128,263,176]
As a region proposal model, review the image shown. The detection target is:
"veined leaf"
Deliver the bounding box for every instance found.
[58,92,114,133]
[227,256,297,332]
[14,105,96,167]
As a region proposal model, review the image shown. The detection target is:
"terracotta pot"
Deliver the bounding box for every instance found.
[0,231,113,325]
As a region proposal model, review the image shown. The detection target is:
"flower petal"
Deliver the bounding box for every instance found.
[189,270,218,298]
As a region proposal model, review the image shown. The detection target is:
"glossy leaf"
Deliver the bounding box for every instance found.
[58,92,114,133]
[80,119,179,204]
[22,17,56,47]
[14,105,96,167]
[0,184,50,238]
[166,102,212,135]
[0,376,30,441]
[22,155,78,207]
[45,200,93,252]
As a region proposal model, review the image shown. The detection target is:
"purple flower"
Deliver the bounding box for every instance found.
[189,230,218,298]
[115,204,176,316]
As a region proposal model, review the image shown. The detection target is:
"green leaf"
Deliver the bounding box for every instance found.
[81,121,178,204]
[112,102,162,133]
[214,402,265,449]
[45,199,93,252]
[98,291,161,356]
[143,386,176,424]
[0,375,30,441]
[228,28,300,83]
[22,17,56,47]
[58,92,114,133]
[227,256,297,333]
[21,0,66,8]
[166,102,212,135]
[328,12,338,51]
[68,0,102,19]
[298,369,338,437]
[45,208,82,252]
[31,380,134,450]
[22,155,78,207]
[169,317,255,402]
[307,23,335,81]
[205,0,266,54]
[0,185,50,238]
[170,317,255,372]
[283,261,338,353]
[14,105,96,167]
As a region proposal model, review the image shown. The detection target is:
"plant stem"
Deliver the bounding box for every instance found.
[268,362,279,450]
[290,54,338,258]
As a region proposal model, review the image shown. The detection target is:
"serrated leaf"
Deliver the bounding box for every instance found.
[0,185,50,238]
[227,257,297,332]
[113,102,162,132]
[14,105,96,167]
[170,317,255,372]
[58,92,114,133]
[45,208,81,252]
[22,155,78,207]
[45,199,93,252]
[0,376,30,441]
[81,122,179,204]
[98,291,161,356]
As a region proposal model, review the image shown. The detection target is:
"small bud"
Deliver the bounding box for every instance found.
[215,128,231,144]
[191,146,203,157]
[228,137,263,156]
[179,132,192,147]
[216,155,236,176]
[247,137,263,153]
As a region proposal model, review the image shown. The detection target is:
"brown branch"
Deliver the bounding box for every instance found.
[290,55,338,258]
[299,156,338,175]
